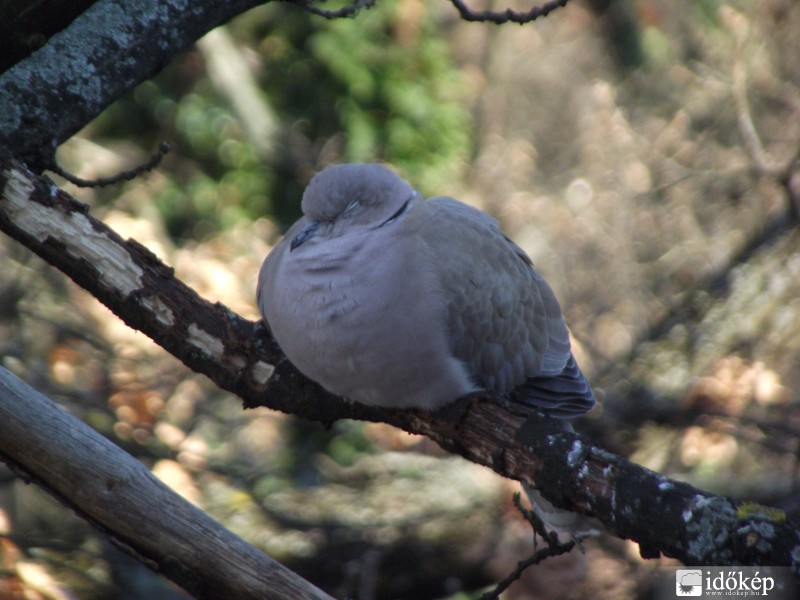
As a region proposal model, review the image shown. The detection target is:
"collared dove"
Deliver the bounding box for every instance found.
[257,163,597,536]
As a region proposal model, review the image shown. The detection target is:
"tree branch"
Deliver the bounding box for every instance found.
[0,366,332,600]
[448,0,569,25]
[289,0,378,20]
[49,141,172,187]
[481,494,576,599]
[2,159,799,577]
[0,0,268,171]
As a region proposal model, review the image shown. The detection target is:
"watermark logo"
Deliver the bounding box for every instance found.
[674,567,791,597]
[676,569,703,596]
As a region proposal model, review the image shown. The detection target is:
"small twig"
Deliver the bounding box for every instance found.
[732,61,785,178]
[49,142,171,188]
[480,493,576,599]
[449,0,569,25]
[512,491,553,544]
[480,540,576,599]
[724,7,798,180]
[290,0,377,19]
[724,8,800,224]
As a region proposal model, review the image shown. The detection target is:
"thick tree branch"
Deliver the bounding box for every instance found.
[2,159,799,577]
[0,0,268,171]
[0,367,332,600]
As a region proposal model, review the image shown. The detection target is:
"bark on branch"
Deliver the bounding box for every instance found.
[1,159,799,579]
[0,0,267,171]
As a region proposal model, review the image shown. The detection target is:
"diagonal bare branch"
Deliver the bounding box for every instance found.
[0,366,333,600]
[1,159,799,577]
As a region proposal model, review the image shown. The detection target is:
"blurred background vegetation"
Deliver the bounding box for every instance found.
[2,0,800,598]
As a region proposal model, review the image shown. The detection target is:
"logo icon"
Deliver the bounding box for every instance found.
[676,569,703,596]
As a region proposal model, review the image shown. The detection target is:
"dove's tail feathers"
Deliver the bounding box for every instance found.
[512,354,595,418]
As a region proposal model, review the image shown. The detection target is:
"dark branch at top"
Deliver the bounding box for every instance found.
[290,0,570,24]
[0,0,267,172]
[290,0,378,19]
[449,0,570,25]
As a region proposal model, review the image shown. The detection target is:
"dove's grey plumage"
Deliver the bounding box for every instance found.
[257,163,594,418]
[258,164,599,539]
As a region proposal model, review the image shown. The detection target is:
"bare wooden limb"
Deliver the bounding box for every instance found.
[0,366,333,600]
[1,159,799,577]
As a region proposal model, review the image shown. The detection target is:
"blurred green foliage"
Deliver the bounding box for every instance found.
[91,2,471,239]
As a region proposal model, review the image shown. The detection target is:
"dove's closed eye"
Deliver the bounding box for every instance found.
[379,198,410,227]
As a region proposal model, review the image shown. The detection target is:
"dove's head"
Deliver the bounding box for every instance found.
[292,164,418,250]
